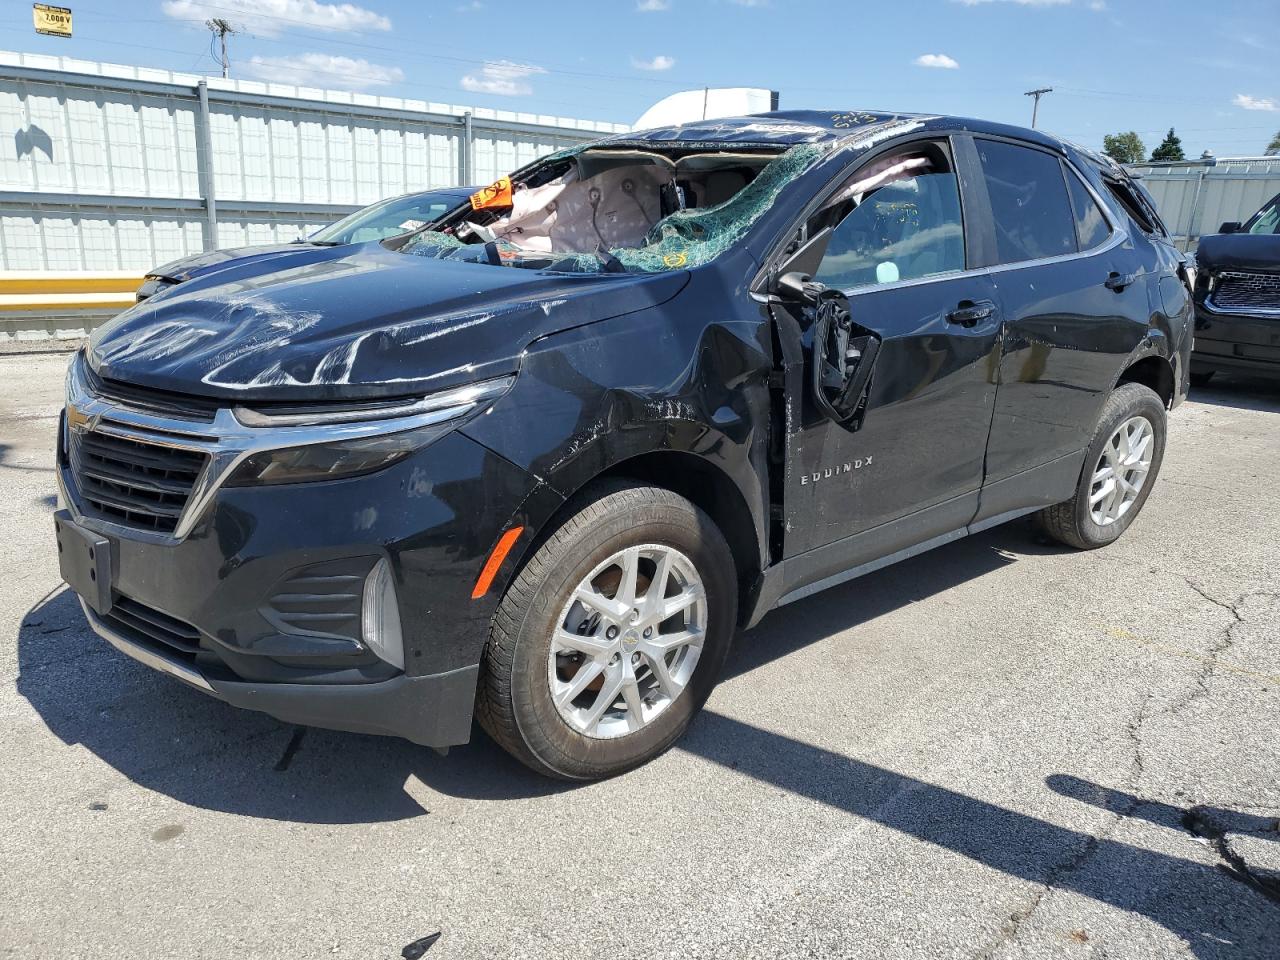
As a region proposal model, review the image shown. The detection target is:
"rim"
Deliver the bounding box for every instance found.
[548,544,707,740]
[1090,415,1154,526]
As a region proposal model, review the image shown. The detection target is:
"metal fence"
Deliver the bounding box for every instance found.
[0,49,628,273]
[1127,156,1280,252]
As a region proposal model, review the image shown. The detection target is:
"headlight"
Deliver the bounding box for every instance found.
[224,422,447,486]
[224,375,513,487]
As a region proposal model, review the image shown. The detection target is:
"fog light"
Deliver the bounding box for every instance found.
[362,558,404,669]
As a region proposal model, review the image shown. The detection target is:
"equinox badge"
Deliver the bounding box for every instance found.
[801,456,873,485]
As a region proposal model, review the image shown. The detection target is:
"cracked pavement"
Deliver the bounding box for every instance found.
[1,353,1278,959]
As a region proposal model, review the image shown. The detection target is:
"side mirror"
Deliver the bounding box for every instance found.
[771,225,834,299]
[775,271,819,303]
[1218,221,1241,235]
[811,289,880,431]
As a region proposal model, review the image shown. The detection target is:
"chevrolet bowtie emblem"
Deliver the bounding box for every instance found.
[65,404,99,432]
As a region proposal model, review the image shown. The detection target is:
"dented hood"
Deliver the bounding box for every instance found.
[89,244,688,403]
[1194,232,1280,274]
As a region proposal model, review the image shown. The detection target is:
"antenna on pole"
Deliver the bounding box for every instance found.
[1024,87,1053,129]
[205,18,237,79]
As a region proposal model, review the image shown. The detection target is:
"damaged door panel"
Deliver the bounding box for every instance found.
[766,136,1003,558]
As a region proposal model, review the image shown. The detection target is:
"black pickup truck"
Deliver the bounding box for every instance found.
[54,110,1193,779]
[1190,191,1280,385]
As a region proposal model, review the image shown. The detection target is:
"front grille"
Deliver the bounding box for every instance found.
[103,596,202,660]
[85,366,219,423]
[1209,271,1280,314]
[70,429,208,534]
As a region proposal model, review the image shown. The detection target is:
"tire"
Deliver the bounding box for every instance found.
[476,481,737,780]
[1189,368,1215,388]
[1035,382,1167,550]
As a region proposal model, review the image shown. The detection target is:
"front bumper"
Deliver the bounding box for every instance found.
[1192,302,1280,378]
[56,403,545,748]
[81,597,478,746]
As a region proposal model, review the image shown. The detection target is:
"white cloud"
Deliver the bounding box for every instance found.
[1233,93,1278,112]
[162,0,391,36]
[461,60,547,97]
[636,0,669,10]
[730,0,769,6]
[632,54,676,71]
[914,53,960,69]
[1088,0,1107,9]
[245,53,403,89]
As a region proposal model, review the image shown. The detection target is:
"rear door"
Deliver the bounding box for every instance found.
[973,138,1152,507]
[773,137,1002,557]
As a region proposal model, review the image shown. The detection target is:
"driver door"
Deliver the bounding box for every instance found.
[772,137,1003,560]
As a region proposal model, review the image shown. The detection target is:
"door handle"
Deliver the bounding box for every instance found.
[1105,271,1137,291]
[947,300,995,327]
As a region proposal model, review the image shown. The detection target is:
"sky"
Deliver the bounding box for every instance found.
[6,0,1280,159]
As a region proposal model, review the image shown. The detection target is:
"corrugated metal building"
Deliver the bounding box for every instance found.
[0,51,629,341]
[1127,156,1280,252]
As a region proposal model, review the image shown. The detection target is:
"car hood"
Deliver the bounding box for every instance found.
[88,244,689,403]
[1194,232,1280,274]
[149,242,339,283]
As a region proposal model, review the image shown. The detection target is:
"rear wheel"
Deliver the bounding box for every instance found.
[1036,382,1166,550]
[476,482,736,780]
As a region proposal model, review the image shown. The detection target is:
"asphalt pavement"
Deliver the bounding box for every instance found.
[2,351,1277,960]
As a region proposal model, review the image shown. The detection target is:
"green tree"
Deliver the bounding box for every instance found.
[1102,131,1146,165]
[1267,130,1280,156]
[1149,127,1185,162]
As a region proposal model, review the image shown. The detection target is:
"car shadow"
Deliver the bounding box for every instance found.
[0,442,55,474]
[1190,373,1280,413]
[15,520,1048,822]
[677,714,1277,957]
[15,519,1276,953]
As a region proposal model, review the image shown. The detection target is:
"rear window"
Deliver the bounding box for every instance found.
[1063,165,1111,251]
[1103,177,1161,236]
[977,139,1077,265]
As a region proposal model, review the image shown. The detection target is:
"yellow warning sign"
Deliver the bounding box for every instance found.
[470,177,513,211]
[33,3,73,38]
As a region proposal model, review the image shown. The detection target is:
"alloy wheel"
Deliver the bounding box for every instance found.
[548,544,706,739]
[1089,415,1154,526]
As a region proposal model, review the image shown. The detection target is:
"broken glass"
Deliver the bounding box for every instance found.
[402,143,827,274]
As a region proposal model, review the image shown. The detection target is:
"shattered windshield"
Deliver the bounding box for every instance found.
[400,143,825,273]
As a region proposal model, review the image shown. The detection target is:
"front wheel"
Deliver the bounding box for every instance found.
[1035,382,1167,550]
[476,482,737,780]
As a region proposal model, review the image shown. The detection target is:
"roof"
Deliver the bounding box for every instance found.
[600,109,1091,160]
[601,110,926,147]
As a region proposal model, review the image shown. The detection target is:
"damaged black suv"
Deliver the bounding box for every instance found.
[55,111,1192,779]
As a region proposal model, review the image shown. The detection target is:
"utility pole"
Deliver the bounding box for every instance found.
[1024,87,1053,129]
[206,18,236,79]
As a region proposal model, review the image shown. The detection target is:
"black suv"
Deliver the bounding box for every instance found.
[54,111,1192,779]
[1189,191,1280,385]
